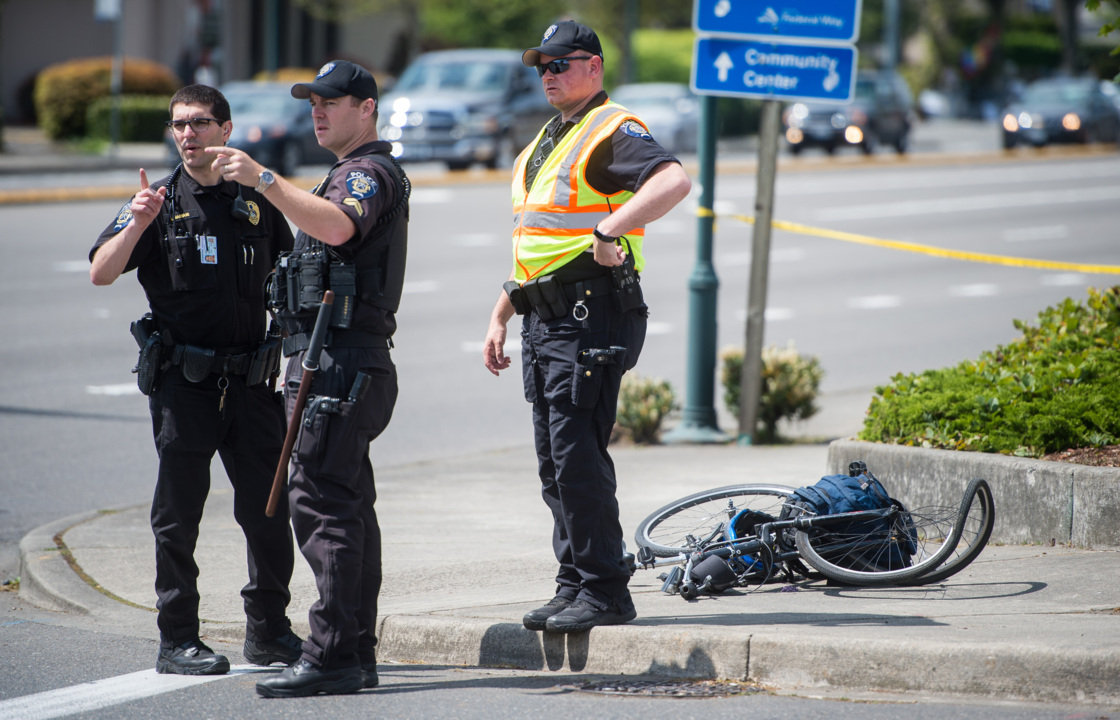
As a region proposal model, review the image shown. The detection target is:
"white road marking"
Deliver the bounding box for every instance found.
[409,188,455,204]
[453,233,499,247]
[1041,273,1089,287]
[53,261,89,273]
[949,284,999,297]
[646,321,672,335]
[846,295,901,310]
[86,384,140,396]
[735,308,795,323]
[1003,225,1068,243]
[402,280,440,294]
[815,186,1120,222]
[0,665,269,720]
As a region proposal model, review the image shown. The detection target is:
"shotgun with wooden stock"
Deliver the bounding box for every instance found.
[266,290,334,518]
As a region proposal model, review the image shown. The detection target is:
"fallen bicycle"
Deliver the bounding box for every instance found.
[632,461,996,599]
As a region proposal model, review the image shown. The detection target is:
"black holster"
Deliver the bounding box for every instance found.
[246,335,283,387]
[609,252,643,313]
[130,313,165,396]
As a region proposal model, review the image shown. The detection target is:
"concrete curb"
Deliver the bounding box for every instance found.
[827,440,1120,548]
[17,509,115,616]
[373,613,1120,705]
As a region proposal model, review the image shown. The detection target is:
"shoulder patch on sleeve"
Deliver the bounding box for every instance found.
[620,120,652,140]
[346,170,378,200]
[112,201,134,232]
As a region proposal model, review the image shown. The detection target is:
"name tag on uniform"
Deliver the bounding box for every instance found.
[197,235,218,264]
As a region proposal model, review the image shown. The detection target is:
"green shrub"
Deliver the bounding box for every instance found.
[33,56,180,140]
[721,342,824,443]
[616,374,678,445]
[860,286,1120,457]
[86,95,173,143]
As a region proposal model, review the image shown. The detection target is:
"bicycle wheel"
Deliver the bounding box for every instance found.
[634,484,796,558]
[794,477,986,586]
[903,479,995,585]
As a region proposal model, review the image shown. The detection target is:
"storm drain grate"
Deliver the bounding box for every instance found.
[562,679,765,698]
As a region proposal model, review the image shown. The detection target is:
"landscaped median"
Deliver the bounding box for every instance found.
[826,438,1120,549]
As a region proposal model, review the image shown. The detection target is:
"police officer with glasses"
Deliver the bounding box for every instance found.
[90,84,302,677]
[483,21,692,633]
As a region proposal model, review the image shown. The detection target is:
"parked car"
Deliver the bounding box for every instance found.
[783,70,914,155]
[609,82,700,154]
[1000,77,1120,149]
[165,81,335,176]
[378,49,555,170]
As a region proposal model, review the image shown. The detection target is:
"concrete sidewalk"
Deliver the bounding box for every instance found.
[20,442,1120,707]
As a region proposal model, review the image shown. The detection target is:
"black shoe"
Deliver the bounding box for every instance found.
[156,639,230,676]
[244,631,304,666]
[255,659,364,698]
[361,661,379,689]
[522,596,574,631]
[544,598,637,634]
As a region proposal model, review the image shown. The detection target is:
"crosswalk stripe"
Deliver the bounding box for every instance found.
[0,665,268,720]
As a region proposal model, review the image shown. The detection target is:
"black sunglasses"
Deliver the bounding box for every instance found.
[165,117,222,134]
[536,56,595,78]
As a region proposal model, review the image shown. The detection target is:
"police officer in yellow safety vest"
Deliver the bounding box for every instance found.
[483,21,692,633]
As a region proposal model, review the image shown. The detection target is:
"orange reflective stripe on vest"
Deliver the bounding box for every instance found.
[512,103,647,283]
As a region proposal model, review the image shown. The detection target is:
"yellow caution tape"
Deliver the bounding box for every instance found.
[694,207,1120,275]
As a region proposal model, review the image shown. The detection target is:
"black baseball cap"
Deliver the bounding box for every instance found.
[522,21,603,67]
[291,60,378,101]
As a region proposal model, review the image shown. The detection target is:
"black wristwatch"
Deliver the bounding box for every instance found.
[593,227,618,243]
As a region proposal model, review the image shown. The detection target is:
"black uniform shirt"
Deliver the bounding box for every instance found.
[91,169,294,349]
[525,91,680,282]
[298,140,402,337]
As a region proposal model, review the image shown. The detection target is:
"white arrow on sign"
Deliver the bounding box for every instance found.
[714,52,734,81]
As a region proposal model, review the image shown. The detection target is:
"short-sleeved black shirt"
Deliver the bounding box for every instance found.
[91,170,294,349]
[294,140,402,337]
[525,91,680,282]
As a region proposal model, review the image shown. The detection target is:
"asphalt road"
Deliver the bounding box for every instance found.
[0,134,1117,716]
[1,150,1117,584]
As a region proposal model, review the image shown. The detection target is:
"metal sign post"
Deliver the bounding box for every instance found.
[686,0,862,444]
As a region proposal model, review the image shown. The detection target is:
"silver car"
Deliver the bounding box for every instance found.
[609,82,700,154]
[378,49,555,170]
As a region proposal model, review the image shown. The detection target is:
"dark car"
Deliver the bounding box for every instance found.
[377,48,556,170]
[1000,77,1120,149]
[609,83,700,154]
[783,70,914,155]
[164,81,334,176]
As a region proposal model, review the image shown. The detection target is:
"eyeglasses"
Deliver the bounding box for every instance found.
[536,56,595,78]
[165,117,222,134]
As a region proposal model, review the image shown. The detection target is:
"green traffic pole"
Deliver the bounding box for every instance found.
[663,94,729,444]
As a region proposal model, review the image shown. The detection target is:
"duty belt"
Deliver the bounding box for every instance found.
[283,329,393,357]
[560,275,613,302]
[169,344,255,376]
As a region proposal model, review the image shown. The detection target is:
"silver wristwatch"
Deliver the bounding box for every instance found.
[255,169,275,194]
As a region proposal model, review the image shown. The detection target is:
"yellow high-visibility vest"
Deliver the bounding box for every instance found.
[511,102,647,283]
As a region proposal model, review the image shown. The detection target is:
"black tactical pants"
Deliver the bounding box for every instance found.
[285,347,397,670]
[521,291,647,611]
[149,366,294,646]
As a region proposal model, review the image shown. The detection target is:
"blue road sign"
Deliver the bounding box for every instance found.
[694,0,862,44]
[692,37,857,103]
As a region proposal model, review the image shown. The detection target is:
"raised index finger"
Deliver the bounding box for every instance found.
[139,168,150,191]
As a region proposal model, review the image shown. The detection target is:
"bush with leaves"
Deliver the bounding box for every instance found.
[85,95,174,143]
[615,374,678,445]
[860,286,1120,457]
[721,342,824,443]
[34,56,180,140]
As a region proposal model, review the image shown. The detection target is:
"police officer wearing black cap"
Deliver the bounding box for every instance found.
[90,84,303,676]
[211,60,409,698]
[483,22,692,633]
